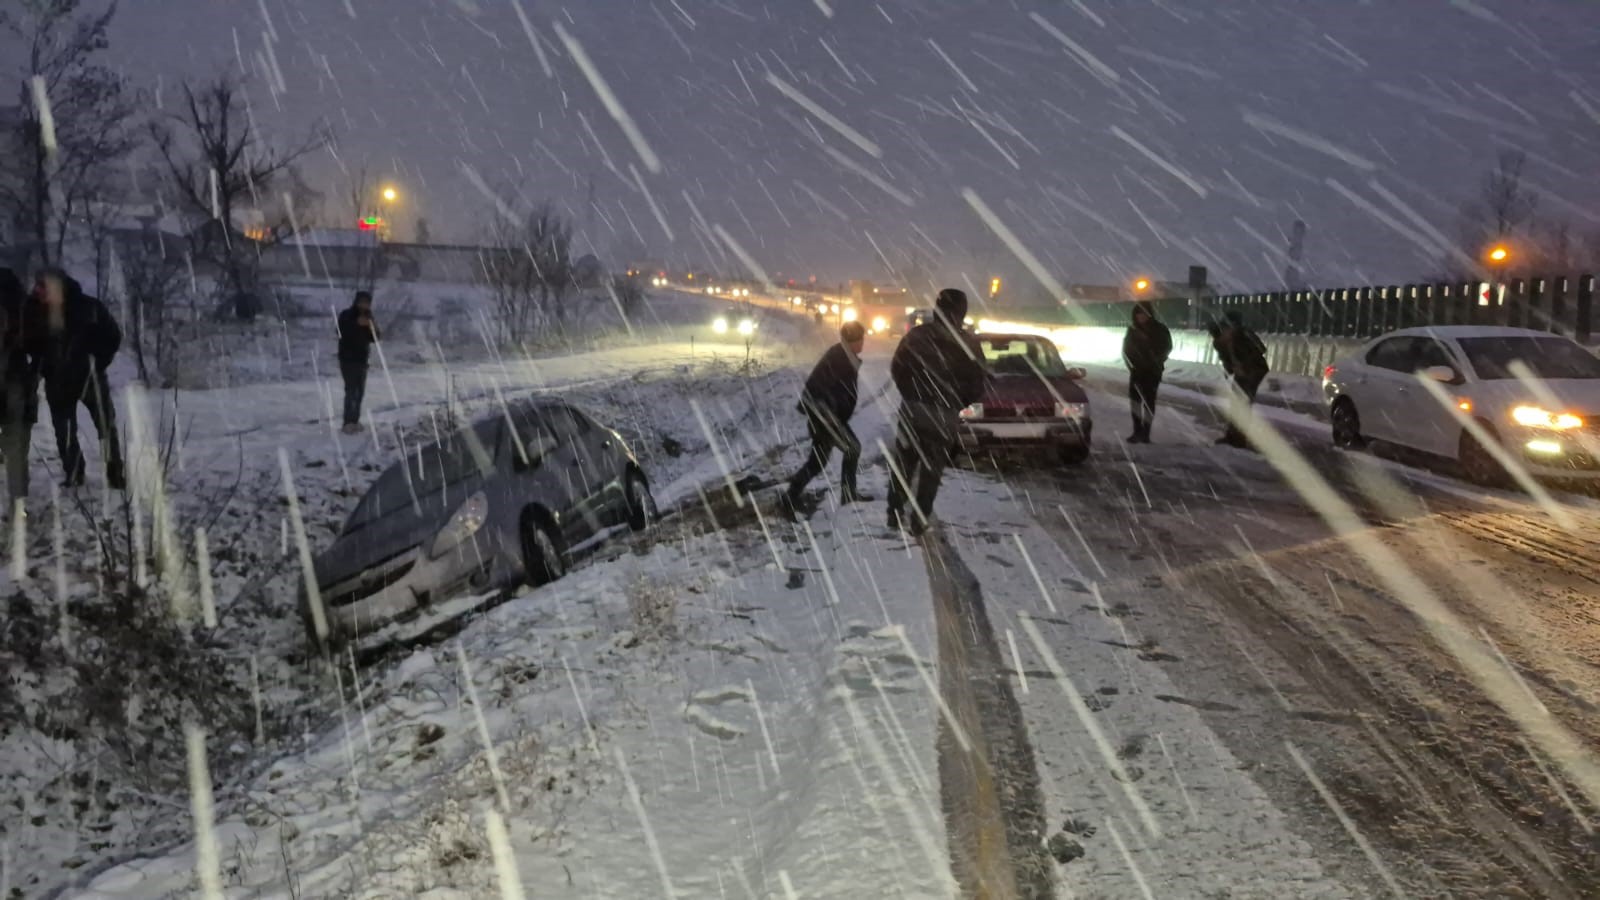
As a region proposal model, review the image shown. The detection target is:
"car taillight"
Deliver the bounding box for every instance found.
[1323,365,1337,382]
[959,403,983,419]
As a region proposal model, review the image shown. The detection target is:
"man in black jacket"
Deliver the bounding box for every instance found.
[886,288,986,536]
[337,291,380,434]
[1212,311,1269,448]
[780,321,870,517]
[0,269,40,503]
[32,268,123,489]
[1122,301,1172,444]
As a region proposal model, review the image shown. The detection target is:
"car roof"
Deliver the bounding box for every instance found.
[1376,325,1567,340]
[976,332,1052,342]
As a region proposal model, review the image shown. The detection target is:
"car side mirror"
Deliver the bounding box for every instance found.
[1421,365,1459,384]
[1065,367,1087,380]
[513,434,558,471]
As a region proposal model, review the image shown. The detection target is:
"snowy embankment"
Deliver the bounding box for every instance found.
[2,305,844,898]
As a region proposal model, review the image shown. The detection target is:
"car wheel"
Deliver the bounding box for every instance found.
[520,512,566,586]
[1459,426,1507,487]
[625,470,656,532]
[1059,444,1090,465]
[1331,398,1365,449]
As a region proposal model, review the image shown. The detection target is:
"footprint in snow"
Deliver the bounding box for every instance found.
[682,684,755,741]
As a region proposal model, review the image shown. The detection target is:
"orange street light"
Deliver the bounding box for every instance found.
[1133,278,1151,292]
[1487,245,1509,264]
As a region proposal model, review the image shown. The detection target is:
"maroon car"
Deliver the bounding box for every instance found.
[956,333,1092,464]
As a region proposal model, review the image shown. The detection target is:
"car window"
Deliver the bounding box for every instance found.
[1413,339,1457,372]
[344,419,500,531]
[980,338,1067,376]
[1457,337,1600,381]
[1365,337,1418,372]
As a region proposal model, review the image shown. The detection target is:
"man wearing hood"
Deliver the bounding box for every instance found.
[886,287,986,535]
[780,320,870,518]
[31,268,123,489]
[1121,301,1173,443]
[1212,311,1269,448]
[0,269,40,503]
[337,291,380,434]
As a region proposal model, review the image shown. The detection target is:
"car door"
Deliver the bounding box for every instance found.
[506,405,579,532]
[566,408,629,527]
[1353,336,1421,447]
[544,406,605,546]
[1404,337,1469,457]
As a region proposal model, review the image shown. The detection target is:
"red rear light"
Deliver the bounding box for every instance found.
[1323,365,1337,381]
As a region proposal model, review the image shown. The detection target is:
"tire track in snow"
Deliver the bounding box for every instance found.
[923,525,1055,898]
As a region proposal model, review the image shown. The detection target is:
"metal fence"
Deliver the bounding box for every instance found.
[1044,274,1599,342]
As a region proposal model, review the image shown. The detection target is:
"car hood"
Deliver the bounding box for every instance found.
[1474,378,1600,415]
[313,484,467,588]
[983,374,1088,407]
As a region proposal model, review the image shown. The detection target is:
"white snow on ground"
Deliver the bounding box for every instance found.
[75,477,955,899]
[937,469,1353,898]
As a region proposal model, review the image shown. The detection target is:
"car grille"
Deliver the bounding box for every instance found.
[325,547,419,608]
[985,405,1054,419]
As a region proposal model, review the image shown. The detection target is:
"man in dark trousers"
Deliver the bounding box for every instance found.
[337,291,380,434]
[1122,301,1172,443]
[780,321,870,518]
[1212,311,1269,447]
[886,288,986,536]
[31,268,123,489]
[0,269,41,504]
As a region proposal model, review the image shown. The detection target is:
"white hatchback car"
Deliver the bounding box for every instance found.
[1322,326,1600,484]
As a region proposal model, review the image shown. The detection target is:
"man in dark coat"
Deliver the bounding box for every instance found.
[337,291,380,434]
[31,268,123,489]
[1212,311,1269,447]
[1122,301,1172,443]
[0,269,41,503]
[886,287,987,536]
[781,321,870,517]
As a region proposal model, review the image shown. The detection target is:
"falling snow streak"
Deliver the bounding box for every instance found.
[1241,109,1377,171]
[960,189,1072,313]
[553,21,661,174]
[764,72,882,159]
[1109,125,1209,198]
[1029,12,1122,85]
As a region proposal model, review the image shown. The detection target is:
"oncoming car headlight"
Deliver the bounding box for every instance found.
[871,316,889,333]
[737,318,756,336]
[712,316,729,334]
[1511,405,1584,430]
[431,492,488,558]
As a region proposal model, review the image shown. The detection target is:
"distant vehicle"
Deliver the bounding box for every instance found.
[957,333,1092,464]
[301,399,656,649]
[905,308,931,332]
[1322,325,1600,484]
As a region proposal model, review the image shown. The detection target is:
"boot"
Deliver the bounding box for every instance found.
[886,505,901,531]
[840,485,875,504]
[106,460,126,491]
[777,491,800,522]
[342,422,363,435]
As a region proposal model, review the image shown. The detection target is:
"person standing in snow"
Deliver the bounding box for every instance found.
[1122,301,1172,444]
[886,287,986,536]
[0,269,41,503]
[1211,311,1269,448]
[31,268,123,490]
[780,320,871,518]
[337,291,380,434]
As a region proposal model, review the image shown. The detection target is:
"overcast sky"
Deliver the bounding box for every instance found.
[104,0,1600,295]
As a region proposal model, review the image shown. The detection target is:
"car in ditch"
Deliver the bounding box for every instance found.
[299,398,656,650]
[956,333,1092,464]
[1322,325,1600,484]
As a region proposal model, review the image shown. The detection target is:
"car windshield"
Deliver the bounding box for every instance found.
[343,419,500,532]
[1456,337,1600,381]
[980,338,1067,376]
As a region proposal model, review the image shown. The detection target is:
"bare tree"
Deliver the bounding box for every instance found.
[114,230,186,385]
[479,203,576,345]
[151,73,324,318]
[0,0,138,271]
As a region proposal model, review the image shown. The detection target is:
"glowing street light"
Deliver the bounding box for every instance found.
[381,186,399,203]
[989,277,1001,297]
[1133,277,1151,292]
[1487,245,1508,264]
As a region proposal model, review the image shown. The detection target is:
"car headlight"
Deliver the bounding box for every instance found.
[959,403,983,420]
[1511,405,1584,430]
[1055,401,1087,418]
[737,319,756,336]
[712,316,729,334]
[871,316,888,333]
[842,308,858,322]
[430,492,488,558]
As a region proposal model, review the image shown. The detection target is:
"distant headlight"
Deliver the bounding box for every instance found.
[737,318,756,336]
[959,403,983,420]
[1511,405,1584,430]
[1055,401,1087,418]
[430,492,487,558]
[842,307,859,322]
[712,316,729,334]
[871,316,888,333]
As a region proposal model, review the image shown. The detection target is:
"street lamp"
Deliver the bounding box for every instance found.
[1487,245,1508,265]
[381,186,398,204]
[1133,278,1151,293]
